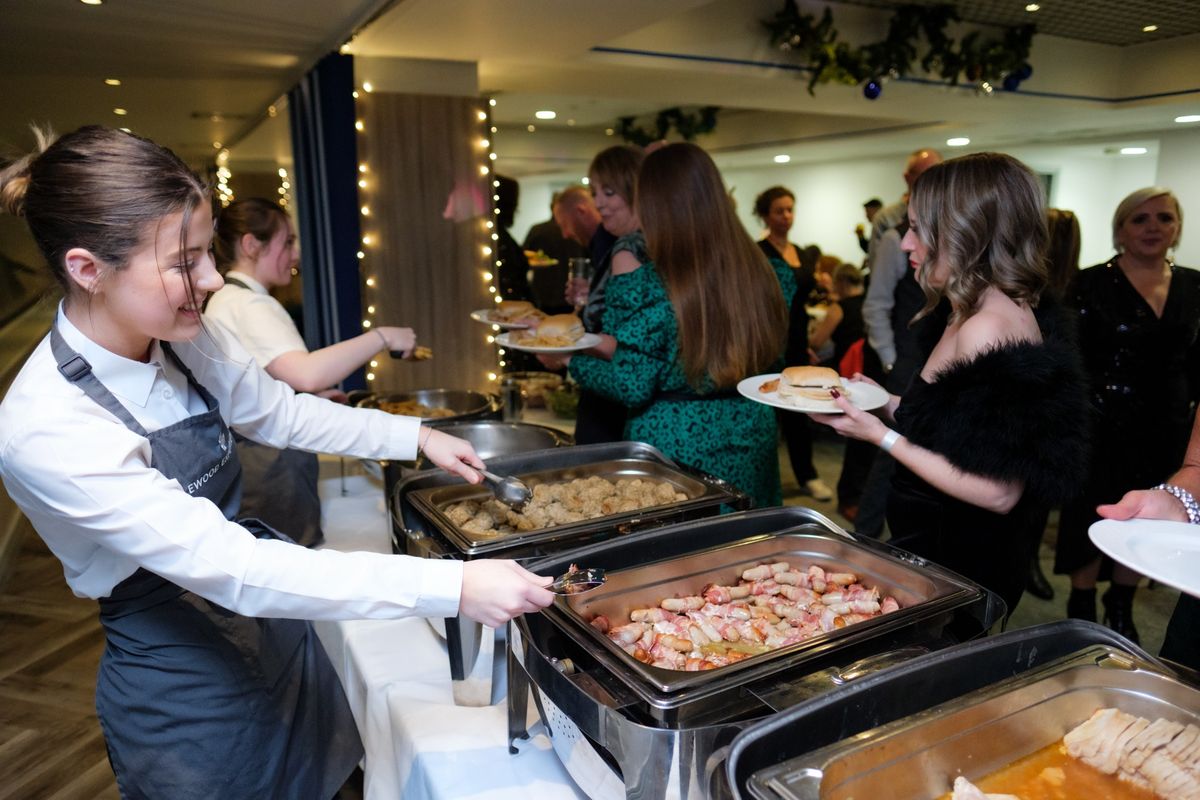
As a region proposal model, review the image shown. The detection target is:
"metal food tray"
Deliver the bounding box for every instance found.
[748,644,1200,800]
[548,527,979,700]
[354,387,499,423]
[398,441,747,559]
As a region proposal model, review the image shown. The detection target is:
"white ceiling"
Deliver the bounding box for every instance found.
[1,0,1198,175]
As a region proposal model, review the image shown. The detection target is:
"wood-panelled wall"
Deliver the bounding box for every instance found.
[358,93,496,395]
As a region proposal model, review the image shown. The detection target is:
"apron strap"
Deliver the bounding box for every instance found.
[222,276,252,291]
[160,342,222,412]
[50,325,150,437]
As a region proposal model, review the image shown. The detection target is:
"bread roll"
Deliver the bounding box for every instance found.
[494,300,536,321]
[779,365,842,401]
[534,314,584,342]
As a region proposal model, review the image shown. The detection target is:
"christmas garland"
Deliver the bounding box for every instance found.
[763,0,1034,99]
[617,106,721,146]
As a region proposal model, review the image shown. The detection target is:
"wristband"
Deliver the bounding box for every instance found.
[418,426,432,454]
[374,328,388,350]
[879,429,902,453]
[1153,483,1200,525]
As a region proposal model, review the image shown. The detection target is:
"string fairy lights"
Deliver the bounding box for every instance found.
[215,149,234,207]
[481,97,504,383]
[352,84,380,386]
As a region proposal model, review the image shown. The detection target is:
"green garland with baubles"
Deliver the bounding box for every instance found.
[763,0,1035,100]
[617,106,721,147]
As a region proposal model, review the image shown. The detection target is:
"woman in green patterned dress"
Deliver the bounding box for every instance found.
[541,143,795,506]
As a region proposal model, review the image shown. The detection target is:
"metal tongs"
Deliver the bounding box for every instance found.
[548,567,607,595]
[479,467,533,511]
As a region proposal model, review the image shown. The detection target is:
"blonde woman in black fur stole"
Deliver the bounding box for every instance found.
[812,152,1089,618]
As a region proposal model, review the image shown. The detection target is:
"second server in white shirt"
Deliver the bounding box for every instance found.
[206,197,424,546]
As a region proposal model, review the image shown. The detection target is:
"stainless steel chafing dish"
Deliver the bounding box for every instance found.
[394,442,748,682]
[507,507,1003,800]
[725,620,1175,800]
[353,387,500,422]
[747,644,1200,800]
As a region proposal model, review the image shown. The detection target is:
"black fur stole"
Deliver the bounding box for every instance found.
[897,329,1090,505]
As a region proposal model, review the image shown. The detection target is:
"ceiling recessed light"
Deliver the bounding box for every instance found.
[1120,146,1148,155]
[1024,3,1039,11]
[773,154,791,164]
[119,127,131,133]
[80,0,103,5]
[1143,24,1158,32]
[1175,114,1200,123]
[946,137,971,147]
[113,108,127,116]
[582,177,590,185]
[605,128,614,136]
[535,110,557,120]
[527,124,536,133]
[104,78,121,86]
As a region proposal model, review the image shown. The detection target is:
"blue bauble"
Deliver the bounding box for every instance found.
[1016,63,1033,80]
[1003,73,1022,92]
[863,80,882,100]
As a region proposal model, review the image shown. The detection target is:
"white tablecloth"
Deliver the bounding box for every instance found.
[312,459,588,800]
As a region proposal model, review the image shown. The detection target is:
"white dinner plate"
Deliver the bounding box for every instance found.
[469,309,536,330]
[496,331,603,354]
[1089,518,1200,599]
[737,373,890,414]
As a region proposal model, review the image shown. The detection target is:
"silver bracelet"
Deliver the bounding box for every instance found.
[1153,483,1200,524]
[879,429,902,453]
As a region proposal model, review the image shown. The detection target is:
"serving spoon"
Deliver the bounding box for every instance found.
[548,567,607,595]
[478,467,533,511]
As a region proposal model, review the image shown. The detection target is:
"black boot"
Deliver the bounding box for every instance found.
[1026,553,1055,601]
[1066,588,1096,622]
[1102,584,1140,645]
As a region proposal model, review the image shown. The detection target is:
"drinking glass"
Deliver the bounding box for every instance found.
[566,257,593,312]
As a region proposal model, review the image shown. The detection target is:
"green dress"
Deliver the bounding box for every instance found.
[570,256,796,507]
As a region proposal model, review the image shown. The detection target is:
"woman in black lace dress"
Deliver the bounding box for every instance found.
[1055,187,1199,643]
[812,153,1090,617]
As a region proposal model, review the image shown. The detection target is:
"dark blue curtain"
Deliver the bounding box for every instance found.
[288,52,365,390]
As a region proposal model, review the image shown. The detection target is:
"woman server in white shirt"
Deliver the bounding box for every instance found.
[205,197,421,546]
[0,126,553,800]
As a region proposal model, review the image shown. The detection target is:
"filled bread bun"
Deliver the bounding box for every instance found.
[494,300,537,320]
[779,365,842,402]
[535,314,584,342]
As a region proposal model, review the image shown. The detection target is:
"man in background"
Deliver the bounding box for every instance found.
[856,197,883,254]
[853,148,945,536]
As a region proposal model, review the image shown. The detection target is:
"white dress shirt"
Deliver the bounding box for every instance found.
[203,270,308,369]
[0,306,463,620]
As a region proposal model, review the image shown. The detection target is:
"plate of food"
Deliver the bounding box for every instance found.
[469,300,546,330]
[738,366,889,414]
[524,249,559,267]
[1089,517,1200,599]
[496,314,601,353]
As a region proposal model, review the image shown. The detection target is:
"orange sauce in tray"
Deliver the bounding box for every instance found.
[939,742,1159,800]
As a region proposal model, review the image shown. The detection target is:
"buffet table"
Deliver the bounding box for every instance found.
[312,458,595,800]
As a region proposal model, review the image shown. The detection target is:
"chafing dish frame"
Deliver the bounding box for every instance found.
[353,387,500,423]
[506,507,1004,800]
[725,620,1167,800]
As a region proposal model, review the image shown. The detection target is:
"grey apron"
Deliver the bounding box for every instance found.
[51,327,361,800]
[222,275,324,548]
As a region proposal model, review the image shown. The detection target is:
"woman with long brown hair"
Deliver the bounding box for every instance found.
[548,142,793,506]
[812,153,1090,615]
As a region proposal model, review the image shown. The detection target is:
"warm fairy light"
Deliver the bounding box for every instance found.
[486,221,494,229]
[495,260,502,267]
[482,246,492,256]
[366,372,375,381]
[491,233,499,241]
[105,78,121,86]
[489,286,497,294]
[494,295,502,303]
[358,179,367,188]
[362,319,372,328]
[113,108,127,115]
[362,82,373,93]
[582,176,590,185]
[1143,24,1158,32]
[492,325,500,332]
[489,152,497,161]
[488,372,498,381]
[278,167,287,178]
[366,277,376,287]
[490,126,497,133]
[370,360,378,368]
[367,305,376,313]
[479,139,490,148]
[487,335,495,343]
[361,206,370,216]
[281,181,290,189]
[527,124,536,133]
[483,271,493,281]
[362,234,372,245]
[480,166,489,175]
[477,110,487,121]
[355,120,364,131]
[357,250,365,259]
[359,164,367,173]
[497,348,506,356]
[489,98,497,107]
[352,91,359,99]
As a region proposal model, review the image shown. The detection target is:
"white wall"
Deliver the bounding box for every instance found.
[509,132,1200,268]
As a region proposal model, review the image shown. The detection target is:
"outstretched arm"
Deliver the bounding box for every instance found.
[267,326,415,393]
